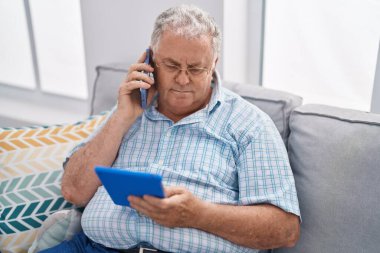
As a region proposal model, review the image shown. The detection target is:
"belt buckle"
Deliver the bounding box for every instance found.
[139,247,157,253]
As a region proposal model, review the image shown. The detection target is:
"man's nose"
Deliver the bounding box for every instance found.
[175,69,190,85]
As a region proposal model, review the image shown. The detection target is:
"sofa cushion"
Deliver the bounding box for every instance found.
[90,63,131,115]
[28,209,82,253]
[275,104,380,253]
[223,81,302,146]
[0,114,107,253]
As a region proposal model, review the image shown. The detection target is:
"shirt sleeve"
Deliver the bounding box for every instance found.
[62,106,117,169]
[236,113,300,217]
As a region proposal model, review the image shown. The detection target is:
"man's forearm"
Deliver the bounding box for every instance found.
[61,112,136,206]
[194,202,300,249]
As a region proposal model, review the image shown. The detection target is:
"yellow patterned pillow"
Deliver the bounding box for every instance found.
[0,113,108,253]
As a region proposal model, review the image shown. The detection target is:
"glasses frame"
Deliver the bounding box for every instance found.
[154,59,212,80]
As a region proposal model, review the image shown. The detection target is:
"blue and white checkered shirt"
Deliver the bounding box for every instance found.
[69,72,300,253]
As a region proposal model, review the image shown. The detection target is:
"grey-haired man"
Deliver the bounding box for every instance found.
[41,4,300,253]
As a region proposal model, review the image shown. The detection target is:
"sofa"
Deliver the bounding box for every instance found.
[1,62,379,253]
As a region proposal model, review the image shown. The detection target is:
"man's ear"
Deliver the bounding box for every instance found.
[149,47,155,64]
[212,57,219,72]
[214,57,219,67]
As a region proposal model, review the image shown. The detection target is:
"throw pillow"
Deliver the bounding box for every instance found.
[0,113,108,253]
[27,209,82,253]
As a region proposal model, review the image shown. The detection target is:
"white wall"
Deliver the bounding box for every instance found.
[223,0,248,83]
[219,0,265,85]
[262,0,380,111]
[371,42,380,113]
[0,0,263,127]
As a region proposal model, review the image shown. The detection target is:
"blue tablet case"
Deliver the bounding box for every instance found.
[95,166,164,206]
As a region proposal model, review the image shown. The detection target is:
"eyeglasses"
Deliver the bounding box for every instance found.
[155,60,211,80]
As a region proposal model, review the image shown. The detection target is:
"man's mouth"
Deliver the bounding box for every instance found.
[171,89,192,93]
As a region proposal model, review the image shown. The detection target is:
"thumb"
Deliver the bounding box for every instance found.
[164,186,186,197]
[147,81,157,105]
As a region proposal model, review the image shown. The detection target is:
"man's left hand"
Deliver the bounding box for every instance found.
[128,186,204,228]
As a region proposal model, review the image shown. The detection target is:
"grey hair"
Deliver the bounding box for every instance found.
[150,5,221,57]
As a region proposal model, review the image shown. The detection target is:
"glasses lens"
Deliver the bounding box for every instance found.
[159,61,209,79]
[162,62,178,72]
[188,68,206,76]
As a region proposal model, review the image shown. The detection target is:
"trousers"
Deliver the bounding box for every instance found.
[38,231,122,253]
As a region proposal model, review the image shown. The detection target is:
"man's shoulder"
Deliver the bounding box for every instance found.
[212,87,273,139]
[220,87,269,122]
[214,87,282,148]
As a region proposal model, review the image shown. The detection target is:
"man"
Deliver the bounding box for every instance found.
[42,4,300,253]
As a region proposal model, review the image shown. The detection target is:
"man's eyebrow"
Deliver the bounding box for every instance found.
[187,62,203,68]
[162,58,181,65]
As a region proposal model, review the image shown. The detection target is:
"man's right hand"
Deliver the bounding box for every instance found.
[115,51,156,124]
[62,51,157,206]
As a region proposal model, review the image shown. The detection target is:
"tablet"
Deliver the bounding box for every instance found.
[95,166,165,206]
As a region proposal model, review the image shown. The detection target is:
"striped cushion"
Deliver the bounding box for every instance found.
[0,114,108,253]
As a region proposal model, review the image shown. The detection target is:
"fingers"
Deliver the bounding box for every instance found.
[127,71,154,85]
[143,195,171,209]
[125,51,155,91]
[129,194,174,211]
[129,196,167,221]
[129,49,154,73]
[129,62,154,74]
[128,196,156,213]
[164,186,186,197]
[119,49,155,97]
[128,191,196,228]
[119,81,151,95]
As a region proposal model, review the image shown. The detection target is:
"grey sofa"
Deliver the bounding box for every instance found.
[90,63,380,253]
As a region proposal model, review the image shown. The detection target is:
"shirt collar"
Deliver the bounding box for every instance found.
[145,70,223,123]
[207,70,223,114]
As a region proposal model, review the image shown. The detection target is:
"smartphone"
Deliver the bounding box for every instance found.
[140,48,153,109]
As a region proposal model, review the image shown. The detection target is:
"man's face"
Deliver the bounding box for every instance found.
[152,31,217,122]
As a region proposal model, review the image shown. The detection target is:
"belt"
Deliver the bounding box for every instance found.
[119,246,170,253]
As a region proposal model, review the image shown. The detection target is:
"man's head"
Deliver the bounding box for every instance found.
[151,5,221,58]
[150,5,221,122]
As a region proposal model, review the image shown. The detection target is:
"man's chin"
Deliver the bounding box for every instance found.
[168,101,196,113]
[168,96,193,106]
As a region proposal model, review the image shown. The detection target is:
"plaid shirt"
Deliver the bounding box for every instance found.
[69,72,300,253]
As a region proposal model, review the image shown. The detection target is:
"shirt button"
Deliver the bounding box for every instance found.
[158,160,164,165]
[166,132,171,137]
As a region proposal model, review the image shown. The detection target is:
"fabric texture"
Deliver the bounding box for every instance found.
[90,64,303,148]
[90,63,131,115]
[37,231,119,253]
[275,104,380,253]
[68,73,300,253]
[223,81,302,147]
[28,209,82,253]
[0,114,108,253]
